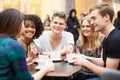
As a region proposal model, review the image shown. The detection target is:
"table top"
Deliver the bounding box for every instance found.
[28,61,82,77]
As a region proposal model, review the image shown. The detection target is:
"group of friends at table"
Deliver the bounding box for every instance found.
[0,3,120,80]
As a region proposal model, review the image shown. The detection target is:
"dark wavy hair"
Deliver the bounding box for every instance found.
[0,8,24,38]
[24,14,44,39]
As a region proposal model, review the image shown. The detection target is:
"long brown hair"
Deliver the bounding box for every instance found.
[0,8,24,38]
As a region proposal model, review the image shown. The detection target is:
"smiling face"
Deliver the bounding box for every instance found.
[81,20,94,37]
[23,20,36,39]
[50,16,66,34]
[90,9,107,33]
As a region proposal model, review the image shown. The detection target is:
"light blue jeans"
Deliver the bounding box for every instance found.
[86,78,100,80]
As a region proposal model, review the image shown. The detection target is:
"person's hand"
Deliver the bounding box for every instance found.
[28,44,38,60]
[73,55,87,66]
[43,61,55,72]
[61,46,70,55]
[27,44,38,65]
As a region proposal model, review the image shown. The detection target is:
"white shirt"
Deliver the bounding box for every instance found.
[34,30,74,54]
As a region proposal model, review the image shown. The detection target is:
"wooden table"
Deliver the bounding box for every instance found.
[28,61,82,77]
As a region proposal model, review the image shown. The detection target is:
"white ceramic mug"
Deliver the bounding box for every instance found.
[37,55,49,68]
[66,54,76,63]
[50,53,61,61]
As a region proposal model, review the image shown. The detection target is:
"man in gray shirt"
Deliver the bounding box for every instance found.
[34,11,74,60]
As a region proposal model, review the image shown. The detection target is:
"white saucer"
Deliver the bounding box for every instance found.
[51,58,62,61]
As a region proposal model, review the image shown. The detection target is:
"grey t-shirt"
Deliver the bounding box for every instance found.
[34,31,74,54]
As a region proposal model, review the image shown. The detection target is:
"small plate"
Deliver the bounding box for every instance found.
[51,59,62,62]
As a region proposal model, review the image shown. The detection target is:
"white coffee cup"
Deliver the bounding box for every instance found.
[37,59,46,69]
[37,55,49,68]
[66,54,76,63]
[50,53,61,61]
[38,55,49,60]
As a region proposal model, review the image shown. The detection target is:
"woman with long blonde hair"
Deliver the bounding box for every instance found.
[77,15,101,53]
[74,15,103,80]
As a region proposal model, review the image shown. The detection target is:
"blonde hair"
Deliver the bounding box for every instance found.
[78,15,101,52]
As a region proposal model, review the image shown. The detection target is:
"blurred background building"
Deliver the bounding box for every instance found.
[0,0,120,21]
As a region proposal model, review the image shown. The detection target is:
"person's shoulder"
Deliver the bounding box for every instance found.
[62,31,73,35]
[0,36,17,45]
[114,28,120,34]
[62,31,74,40]
[109,29,120,41]
[40,30,50,36]
[0,36,23,51]
[66,17,71,21]
[101,70,120,80]
[36,30,50,41]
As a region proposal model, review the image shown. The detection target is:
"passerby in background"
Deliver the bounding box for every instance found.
[66,9,80,44]
[114,10,120,30]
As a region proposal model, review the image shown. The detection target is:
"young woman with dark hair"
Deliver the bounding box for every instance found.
[0,8,54,80]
